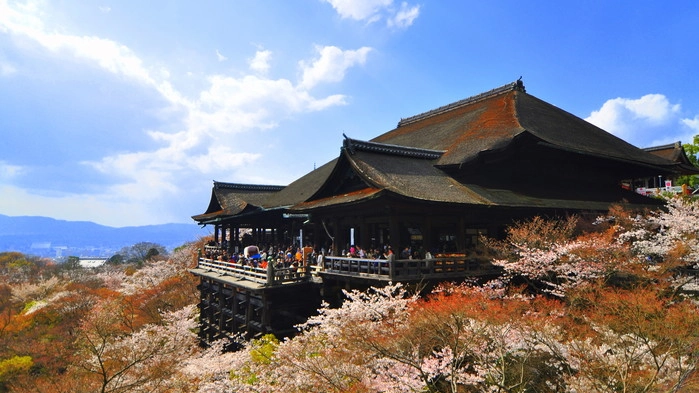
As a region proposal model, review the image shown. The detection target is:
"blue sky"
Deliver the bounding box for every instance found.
[1,0,698,227]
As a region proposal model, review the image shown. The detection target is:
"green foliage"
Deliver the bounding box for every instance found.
[0,356,33,382]
[20,301,38,315]
[118,242,167,264]
[250,334,279,364]
[230,334,280,385]
[0,253,26,270]
[1,254,31,271]
[684,134,699,166]
[145,247,160,261]
[0,252,54,283]
[61,256,80,270]
[679,134,699,188]
[107,254,125,265]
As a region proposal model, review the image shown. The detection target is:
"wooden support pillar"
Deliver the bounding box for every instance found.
[360,220,370,251]
[261,293,271,331]
[266,262,274,286]
[231,289,239,331]
[225,226,232,254]
[333,217,342,256]
[218,285,225,334]
[205,279,215,342]
[389,214,400,254]
[423,215,433,254]
[197,278,206,341]
[312,222,321,250]
[245,291,252,334]
[458,217,466,252]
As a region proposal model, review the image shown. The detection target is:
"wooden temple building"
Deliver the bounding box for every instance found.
[190,80,699,342]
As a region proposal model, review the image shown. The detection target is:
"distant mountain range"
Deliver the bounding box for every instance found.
[0,214,212,259]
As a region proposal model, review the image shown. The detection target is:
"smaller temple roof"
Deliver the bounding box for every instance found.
[291,135,660,212]
[644,142,699,173]
[342,137,490,205]
[261,159,339,209]
[191,181,284,223]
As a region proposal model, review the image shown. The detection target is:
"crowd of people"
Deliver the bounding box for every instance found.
[204,242,325,271]
[342,244,395,260]
[204,240,438,272]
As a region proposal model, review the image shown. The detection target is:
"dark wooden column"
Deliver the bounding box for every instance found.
[312,222,321,250]
[231,288,239,331]
[234,227,240,253]
[389,213,400,254]
[218,284,226,336]
[423,215,433,253]
[245,291,252,334]
[359,220,370,251]
[458,217,466,252]
[333,217,343,256]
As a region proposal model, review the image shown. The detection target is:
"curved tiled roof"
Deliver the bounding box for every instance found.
[341,148,657,210]
[346,149,489,205]
[515,93,676,169]
[193,80,692,222]
[260,159,339,209]
[343,135,445,159]
[372,80,680,172]
[291,187,383,210]
[191,181,284,222]
[396,80,525,127]
[643,142,699,173]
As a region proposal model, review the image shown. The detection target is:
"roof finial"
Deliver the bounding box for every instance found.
[342,134,356,155]
[515,76,526,93]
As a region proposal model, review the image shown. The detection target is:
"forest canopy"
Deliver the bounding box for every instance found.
[1,196,699,392]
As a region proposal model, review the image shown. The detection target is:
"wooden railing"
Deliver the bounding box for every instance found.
[197,258,312,286]
[196,254,498,286]
[322,255,496,281]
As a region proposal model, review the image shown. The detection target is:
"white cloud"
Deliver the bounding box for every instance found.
[0,161,23,179]
[586,94,680,132]
[248,49,271,74]
[387,2,420,28]
[585,94,698,148]
[0,1,190,108]
[1,7,147,81]
[324,0,419,27]
[99,6,111,13]
[77,59,358,212]
[0,184,171,227]
[215,49,227,62]
[0,0,44,35]
[299,45,372,90]
[683,116,699,133]
[0,60,16,75]
[0,1,375,226]
[324,0,392,21]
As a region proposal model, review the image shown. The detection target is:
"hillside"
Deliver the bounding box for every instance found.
[0,214,212,258]
[1,199,698,392]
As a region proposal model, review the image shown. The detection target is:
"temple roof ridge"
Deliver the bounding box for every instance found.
[343,134,445,159]
[397,78,526,128]
[642,141,683,152]
[213,181,285,192]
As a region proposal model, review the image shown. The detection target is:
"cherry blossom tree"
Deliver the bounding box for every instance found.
[69,303,199,393]
[615,197,699,265]
[563,286,699,392]
[488,216,628,298]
